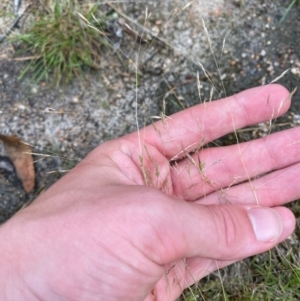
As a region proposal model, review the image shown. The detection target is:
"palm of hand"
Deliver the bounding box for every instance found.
[3,85,298,301]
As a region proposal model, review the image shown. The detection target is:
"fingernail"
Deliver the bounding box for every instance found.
[247,208,283,242]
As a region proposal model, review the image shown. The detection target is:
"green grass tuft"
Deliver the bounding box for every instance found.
[279,0,300,24]
[13,0,112,86]
[180,246,300,300]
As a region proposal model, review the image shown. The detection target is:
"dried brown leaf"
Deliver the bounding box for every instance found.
[0,134,35,193]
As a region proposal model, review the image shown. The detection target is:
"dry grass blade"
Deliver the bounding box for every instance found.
[270,68,290,84]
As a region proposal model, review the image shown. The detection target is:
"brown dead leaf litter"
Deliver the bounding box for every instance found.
[0,134,35,193]
[0,0,299,222]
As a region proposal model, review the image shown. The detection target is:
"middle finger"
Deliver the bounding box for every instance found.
[171,127,300,201]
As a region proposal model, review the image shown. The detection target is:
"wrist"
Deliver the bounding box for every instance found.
[0,217,38,301]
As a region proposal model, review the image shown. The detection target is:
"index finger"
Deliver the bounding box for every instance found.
[128,84,290,159]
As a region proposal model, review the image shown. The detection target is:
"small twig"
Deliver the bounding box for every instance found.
[0,3,30,43]
[12,55,42,61]
[122,23,148,44]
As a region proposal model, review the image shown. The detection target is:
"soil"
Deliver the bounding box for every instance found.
[0,0,299,238]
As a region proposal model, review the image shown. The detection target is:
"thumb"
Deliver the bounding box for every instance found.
[152,201,295,264]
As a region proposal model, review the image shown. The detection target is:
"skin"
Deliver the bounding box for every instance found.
[0,84,298,301]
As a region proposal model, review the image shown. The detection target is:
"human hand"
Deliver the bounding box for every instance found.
[0,85,298,301]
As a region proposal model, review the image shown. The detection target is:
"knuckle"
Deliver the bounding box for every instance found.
[213,206,245,258]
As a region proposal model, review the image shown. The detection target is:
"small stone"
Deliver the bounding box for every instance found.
[260,50,266,56]
[72,96,79,103]
[17,104,26,110]
[220,74,227,80]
